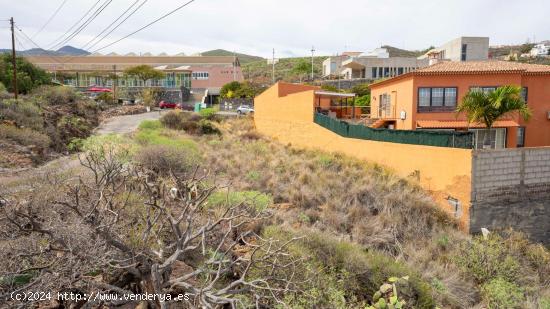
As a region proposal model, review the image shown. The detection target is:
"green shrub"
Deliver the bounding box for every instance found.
[159,111,219,135]
[481,278,524,309]
[0,81,6,93]
[454,235,520,284]
[0,99,43,130]
[207,191,272,212]
[134,127,198,151]
[0,125,50,148]
[199,107,217,120]
[262,227,435,308]
[67,137,84,152]
[539,297,550,309]
[138,120,163,130]
[82,134,132,163]
[198,119,220,135]
[96,92,114,104]
[33,86,81,105]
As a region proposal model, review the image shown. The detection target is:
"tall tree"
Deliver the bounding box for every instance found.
[123,65,164,86]
[457,85,531,148]
[291,59,312,82]
[0,54,50,94]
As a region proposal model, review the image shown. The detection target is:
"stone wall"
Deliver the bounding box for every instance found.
[470,148,550,245]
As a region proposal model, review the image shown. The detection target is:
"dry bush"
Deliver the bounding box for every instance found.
[0,98,43,130]
[160,111,219,135]
[198,118,550,308]
[0,124,50,149]
[134,144,198,176]
[0,139,302,308]
[33,85,81,105]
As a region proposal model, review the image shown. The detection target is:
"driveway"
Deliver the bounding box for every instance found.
[96,110,166,134]
[1,111,165,193]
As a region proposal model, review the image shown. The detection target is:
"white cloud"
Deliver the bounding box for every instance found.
[0,0,548,57]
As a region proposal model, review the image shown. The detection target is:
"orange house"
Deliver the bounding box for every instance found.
[369,61,550,149]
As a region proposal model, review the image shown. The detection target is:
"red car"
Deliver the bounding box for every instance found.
[159,101,177,109]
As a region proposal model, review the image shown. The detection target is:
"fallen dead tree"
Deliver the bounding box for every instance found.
[0,140,302,308]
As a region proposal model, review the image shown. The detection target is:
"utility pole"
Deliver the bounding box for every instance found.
[272,48,275,84]
[233,51,236,81]
[10,17,18,99]
[113,65,117,104]
[337,52,341,91]
[310,46,315,81]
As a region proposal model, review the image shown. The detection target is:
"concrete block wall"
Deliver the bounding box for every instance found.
[470,148,550,245]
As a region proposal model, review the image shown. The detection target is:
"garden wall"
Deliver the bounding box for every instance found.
[254,83,474,229]
[470,148,550,244]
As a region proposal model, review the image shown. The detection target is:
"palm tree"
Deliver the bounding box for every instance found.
[457,85,532,148]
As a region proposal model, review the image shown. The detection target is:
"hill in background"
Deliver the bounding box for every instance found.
[0,45,90,56]
[382,45,431,57]
[200,49,264,64]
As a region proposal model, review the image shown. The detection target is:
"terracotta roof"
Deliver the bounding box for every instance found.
[370,60,550,88]
[25,55,238,65]
[416,120,519,129]
[416,60,550,74]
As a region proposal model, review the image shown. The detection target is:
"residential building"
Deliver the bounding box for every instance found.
[322,52,361,77]
[369,60,550,149]
[530,43,550,57]
[25,55,244,94]
[322,48,428,80]
[418,37,489,64]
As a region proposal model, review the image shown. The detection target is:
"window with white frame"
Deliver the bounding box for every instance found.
[192,72,209,80]
[417,87,457,111]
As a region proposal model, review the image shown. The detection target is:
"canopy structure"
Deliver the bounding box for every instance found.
[314,91,360,119]
[416,120,519,129]
[87,86,112,92]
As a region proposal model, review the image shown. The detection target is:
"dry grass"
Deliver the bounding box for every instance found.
[192,117,549,308]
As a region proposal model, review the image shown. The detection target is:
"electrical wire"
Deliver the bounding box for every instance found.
[15,24,65,64]
[14,31,28,51]
[50,0,113,50]
[32,0,69,38]
[81,0,143,50]
[46,0,102,49]
[93,0,196,53]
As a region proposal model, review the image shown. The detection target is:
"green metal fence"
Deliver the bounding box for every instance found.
[314,113,474,149]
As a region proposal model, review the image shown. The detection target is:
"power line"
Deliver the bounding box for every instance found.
[14,31,28,51]
[40,0,148,67]
[15,24,65,65]
[83,0,146,51]
[46,0,102,49]
[32,0,69,38]
[93,0,196,52]
[50,0,113,50]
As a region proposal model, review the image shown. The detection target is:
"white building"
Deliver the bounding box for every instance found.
[530,43,550,57]
[418,37,489,64]
[322,49,426,80]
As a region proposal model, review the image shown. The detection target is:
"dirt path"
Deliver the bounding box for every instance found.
[0,111,165,193]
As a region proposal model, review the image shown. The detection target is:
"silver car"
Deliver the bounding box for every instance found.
[236,105,254,115]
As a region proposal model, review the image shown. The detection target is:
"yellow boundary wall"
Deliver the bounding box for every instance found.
[254,83,474,229]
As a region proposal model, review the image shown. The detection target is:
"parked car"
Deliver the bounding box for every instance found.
[159,100,177,109]
[237,105,254,115]
[176,103,194,111]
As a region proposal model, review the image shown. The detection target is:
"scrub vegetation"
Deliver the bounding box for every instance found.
[0,86,100,167]
[1,115,548,308]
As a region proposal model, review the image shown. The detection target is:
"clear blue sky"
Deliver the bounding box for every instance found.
[0,0,548,57]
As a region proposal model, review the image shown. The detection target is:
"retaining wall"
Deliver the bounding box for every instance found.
[470,148,550,244]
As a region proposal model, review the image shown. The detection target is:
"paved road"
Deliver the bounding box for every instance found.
[1,111,164,192]
[96,110,166,134]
